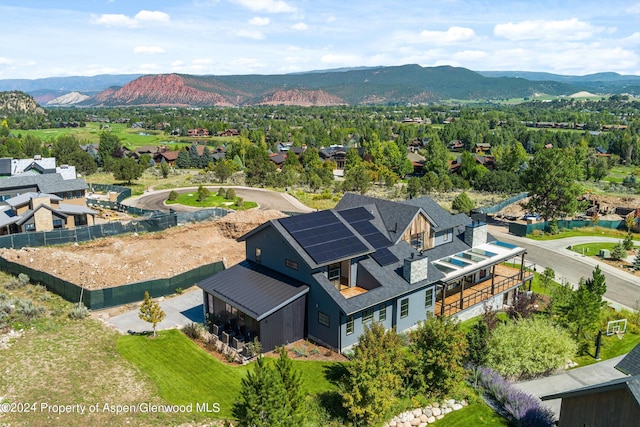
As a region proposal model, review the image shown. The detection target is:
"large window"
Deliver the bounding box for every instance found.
[53,219,64,229]
[255,247,261,263]
[400,298,409,318]
[362,308,373,324]
[379,304,387,321]
[346,315,354,335]
[425,290,433,308]
[410,232,424,250]
[328,263,340,281]
[318,312,330,327]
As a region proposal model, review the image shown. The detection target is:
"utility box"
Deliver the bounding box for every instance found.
[600,249,610,258]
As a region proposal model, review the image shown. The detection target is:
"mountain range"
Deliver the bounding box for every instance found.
[1,65,638,108]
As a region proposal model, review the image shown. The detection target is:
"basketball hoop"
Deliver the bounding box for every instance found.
[616,331,625,340]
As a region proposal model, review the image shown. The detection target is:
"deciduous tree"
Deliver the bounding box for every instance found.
[138,291,165,336]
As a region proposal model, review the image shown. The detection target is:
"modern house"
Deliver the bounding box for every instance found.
[0,173,95,234]
[198,193,533,353]
[0,156,77,180]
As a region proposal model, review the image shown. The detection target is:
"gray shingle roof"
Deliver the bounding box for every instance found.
[197,260,309,321]
[0,174,88,194]
[403,197,471,231]
[617,343,640,376]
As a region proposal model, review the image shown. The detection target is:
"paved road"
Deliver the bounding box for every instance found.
[513,355,628,418]
[489,225,640,310]
[126,186,313,214]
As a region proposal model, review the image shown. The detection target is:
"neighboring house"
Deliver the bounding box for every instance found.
[198,193,533,353]
[0,156,76,180]
[216,129,240,137]
[319,145,347,169]
[474,142,491,154]
[0,191,96,234]
[188,128,210,137]
[616,342,640,376]
[155,151,180,166]
[541,375,640,427]
[0,173,89,204]
[268,152,286,168]
[407,150,425,175]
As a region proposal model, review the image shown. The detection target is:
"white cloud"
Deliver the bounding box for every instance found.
[0,57,16,65]
[418,27,477,45]
[232,57,266,69]
[134,46,165,54]
[92,10,170,28]
[291,22,308,30]
[249,16,270,26]
[193,58,214,65]
[134,10,170,23]
[231,0,296,13]
[92,13,137,28]
[494,18,603,41]
[236,29,265,39]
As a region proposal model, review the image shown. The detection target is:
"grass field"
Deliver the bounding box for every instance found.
[117,330,339,419]
[166,191,258,209]
[569,242,639,256]
[527,226,639,241]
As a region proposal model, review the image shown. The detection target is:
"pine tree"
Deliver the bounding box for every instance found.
[233,356,286,427]
[200,146,213,169]
[611,241,627,261]
[633,252,640,271]
[138,291,165,337]
[585,265,607,303]
[176,150,191,169]
[273,347,305,427]
[189,143,201,168]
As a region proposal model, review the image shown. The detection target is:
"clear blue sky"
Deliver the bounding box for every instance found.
[1,0,638,79]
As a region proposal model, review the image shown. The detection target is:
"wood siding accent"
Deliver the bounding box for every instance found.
[558,389,640,427]
[402,213,432,249]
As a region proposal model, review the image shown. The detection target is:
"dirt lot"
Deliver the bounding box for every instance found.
[0,209,286,289]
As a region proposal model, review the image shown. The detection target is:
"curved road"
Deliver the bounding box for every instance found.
[489,224,640,310]
[126,186,314,214]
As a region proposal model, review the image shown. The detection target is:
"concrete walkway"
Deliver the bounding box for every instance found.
[102,288,204,334]
[513,355,628,418]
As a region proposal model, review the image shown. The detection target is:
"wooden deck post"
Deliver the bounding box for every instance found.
[459,279,465,309]
[440,284,446,317]
[519,253,525,281]
[490,265,496,295]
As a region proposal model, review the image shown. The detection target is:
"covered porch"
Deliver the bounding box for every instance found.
[435,262,535,317]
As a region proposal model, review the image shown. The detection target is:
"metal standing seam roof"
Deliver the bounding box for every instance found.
[0,174,88,193]
[197,260,309,321]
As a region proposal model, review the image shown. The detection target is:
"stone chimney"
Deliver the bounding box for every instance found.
[403,252,429,284]
[464,221,487,247]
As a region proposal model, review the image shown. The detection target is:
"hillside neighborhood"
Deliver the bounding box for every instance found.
[0,71,639,426]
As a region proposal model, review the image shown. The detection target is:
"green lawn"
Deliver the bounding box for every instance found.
[432,402,509,426]
[527,226,638,241]
[572,331,640,368]
[166,191,258,209]
[569,242,638,257]
[117,330,338,419]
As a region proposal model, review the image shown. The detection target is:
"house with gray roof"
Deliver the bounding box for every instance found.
[0,191,96,234]
[198,193,533,353]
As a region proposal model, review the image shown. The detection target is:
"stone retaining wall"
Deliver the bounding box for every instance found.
[384,399,468,427]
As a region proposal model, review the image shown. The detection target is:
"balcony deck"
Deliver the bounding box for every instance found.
[435,264,534,317]
[340,285,368,298]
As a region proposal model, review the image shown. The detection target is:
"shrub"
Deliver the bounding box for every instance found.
[477,367,555,427]
[225,188,236,200]
[68,302,89,320]
[167,190,179,201]
[610,241,627,261]
[623,231,634,251]
[182,322,204,340]
[217,187,226,197]
[18,273,29,286]
[15,299,45,320]
[486,317,576,379]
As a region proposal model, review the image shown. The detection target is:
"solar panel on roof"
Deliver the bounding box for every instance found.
[280,211,370,264]
[337,207,374,222]
[371,248,398,266]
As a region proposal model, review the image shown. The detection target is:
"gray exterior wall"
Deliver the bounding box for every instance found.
[339,300,393,351]
[434,228,453,246]
[307,281,341,350]
[245,226,312,283]
[394,286,433,332]
[259,295,307,352]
